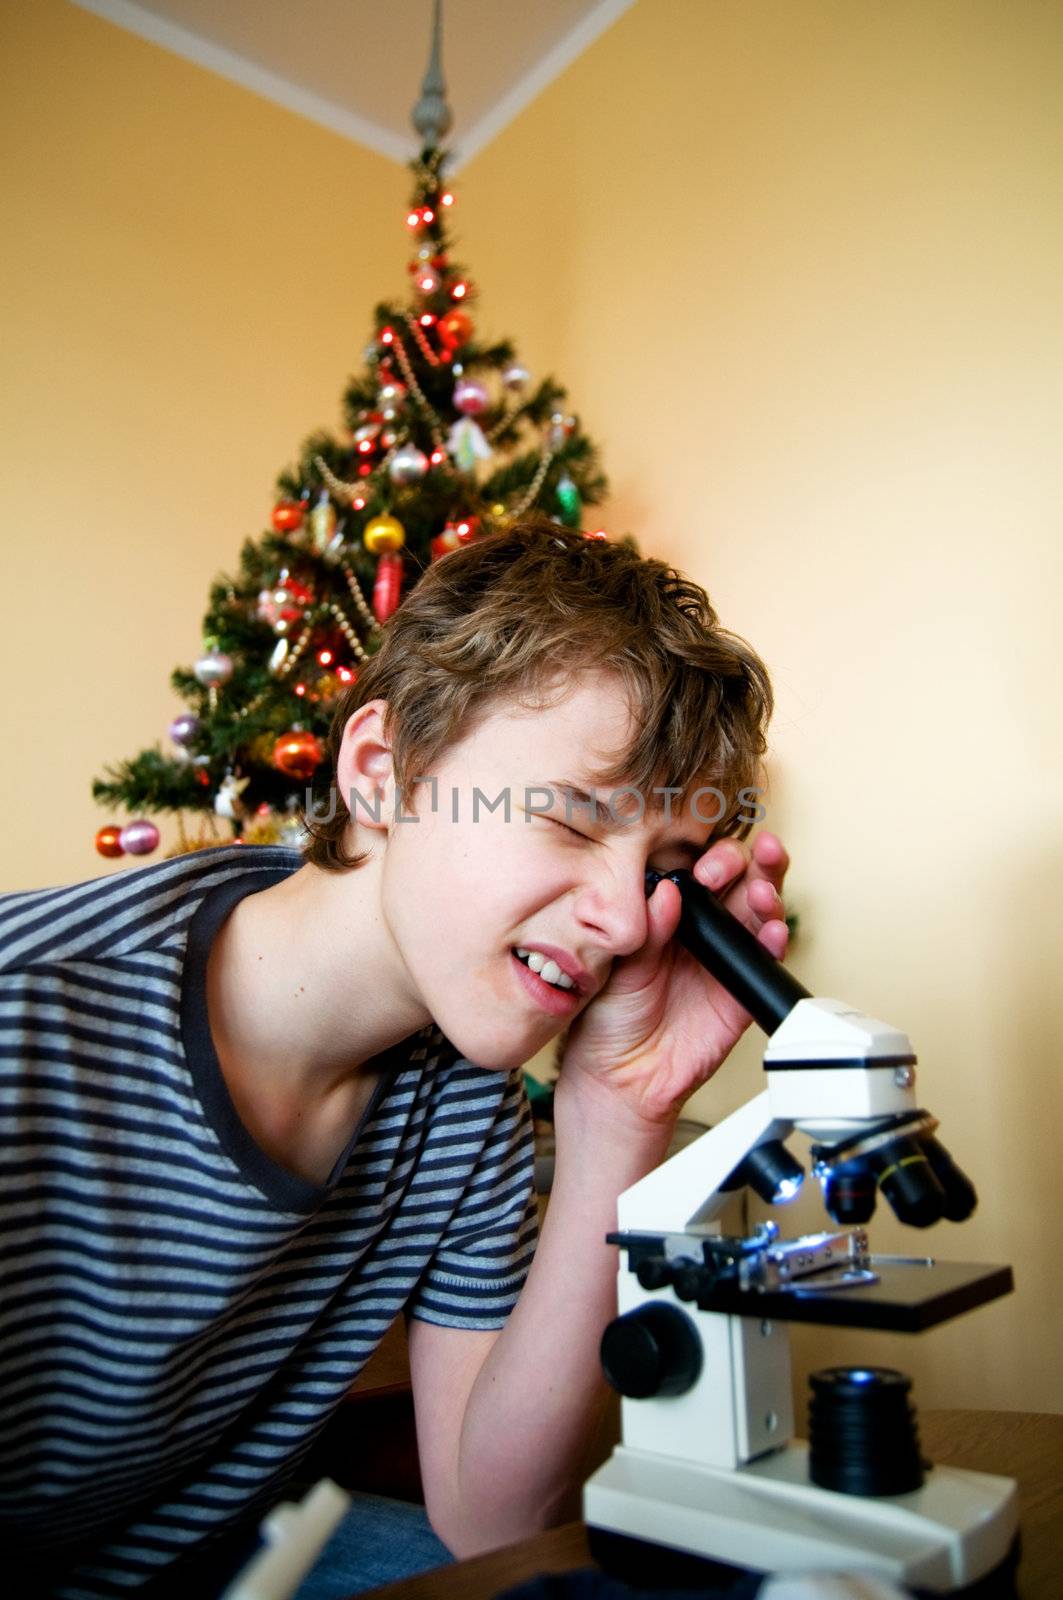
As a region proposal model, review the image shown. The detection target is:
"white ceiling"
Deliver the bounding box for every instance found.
[71,0,636,167]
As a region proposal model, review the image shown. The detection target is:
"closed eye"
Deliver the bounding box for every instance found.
[547,814,588,839]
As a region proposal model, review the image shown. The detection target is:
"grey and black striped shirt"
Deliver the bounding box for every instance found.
[0,846,536,1597]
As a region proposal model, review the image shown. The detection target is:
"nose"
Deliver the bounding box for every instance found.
[571,853,651,958]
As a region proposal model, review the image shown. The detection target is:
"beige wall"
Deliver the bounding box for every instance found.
[3,0,1060,1413]
[0,0,398,881]
[459,0,1063,1413]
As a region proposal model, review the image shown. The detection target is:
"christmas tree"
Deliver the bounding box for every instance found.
[92,14,607,865]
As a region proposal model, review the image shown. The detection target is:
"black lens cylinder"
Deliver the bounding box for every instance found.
[872,1136,947,1228]
[921,1135,978,1222]
[808,1367,925,1497]
[822,1158,877,1225]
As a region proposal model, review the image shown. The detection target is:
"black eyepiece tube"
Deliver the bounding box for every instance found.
[650,868,812,1036]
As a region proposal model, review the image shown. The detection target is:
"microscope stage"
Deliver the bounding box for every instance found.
[688,1258,1013,1332]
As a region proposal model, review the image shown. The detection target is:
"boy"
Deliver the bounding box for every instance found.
[0,523,789,1597]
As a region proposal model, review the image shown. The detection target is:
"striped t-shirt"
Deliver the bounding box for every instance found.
[0,845,537,1597]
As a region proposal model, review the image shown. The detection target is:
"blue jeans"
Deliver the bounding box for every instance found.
[291,1492,453,1598]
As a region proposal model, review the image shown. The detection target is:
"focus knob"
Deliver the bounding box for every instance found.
[600,1301,703,1399]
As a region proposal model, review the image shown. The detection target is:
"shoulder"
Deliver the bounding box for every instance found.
[0,844,301,977]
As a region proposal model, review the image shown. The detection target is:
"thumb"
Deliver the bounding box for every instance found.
[606,875,682,994]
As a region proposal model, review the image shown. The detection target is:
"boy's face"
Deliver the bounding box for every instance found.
[376,670,716,1071]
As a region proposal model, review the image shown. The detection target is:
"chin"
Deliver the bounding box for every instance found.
[436,1018,540,1074]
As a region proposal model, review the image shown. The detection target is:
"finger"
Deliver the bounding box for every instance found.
[751,830,790,888]
[757,916,789,962]
[693,840,749,894]
[746,875,786,927]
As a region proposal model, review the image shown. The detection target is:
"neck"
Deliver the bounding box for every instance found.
[207,856,430,1108]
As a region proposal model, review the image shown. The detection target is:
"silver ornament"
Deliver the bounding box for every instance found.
[378,378,407,411]
[503,364,530,391]
[193,650,233,688]
[269,638,289,675]
[388,443,430,485]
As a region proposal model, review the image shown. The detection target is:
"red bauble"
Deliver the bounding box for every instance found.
[272,500,305,533]
[95,825,124,858]
[430,531,459,561]
[437,309,473,350]
[372,550,404,622]
[272,729,324,781]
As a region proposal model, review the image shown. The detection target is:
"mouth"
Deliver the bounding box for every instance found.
[509,948,584,1016]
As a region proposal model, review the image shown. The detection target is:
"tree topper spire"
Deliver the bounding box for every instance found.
[411,0,453,149]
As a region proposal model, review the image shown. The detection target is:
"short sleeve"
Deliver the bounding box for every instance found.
[407,1065,538,1329]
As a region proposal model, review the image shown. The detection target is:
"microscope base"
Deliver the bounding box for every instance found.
[583,1442,1019,1594]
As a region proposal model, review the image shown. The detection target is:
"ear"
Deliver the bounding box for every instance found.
[335,699,395,837]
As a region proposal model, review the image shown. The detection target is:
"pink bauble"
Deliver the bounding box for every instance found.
[119,819,160,856]
[453,378,489,416]
[169,713,199,746]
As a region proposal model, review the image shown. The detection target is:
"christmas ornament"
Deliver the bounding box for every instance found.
[309,492,337,554]
[446,416,492,474]
[257,575,311,634]
[556,472,582,527]
[119,819,160,856]
[373,551,404,622]
[502,364,529,391]
[322,529,346,565]
[378,377,407,415]
[271,500,304,533]
[453,378,488,416]
[272,729,324,781]
[548,412,576,450]
[268,638,289,675]
[354,421,381,450]
[430,517,478,561]
[193,650,233,688]
[437,308,473,350]
[95,825,124,859]
[278,810,307,848]
[169,713,199,746]
[364,514,406,554]
[242,809,282,847]
[214,772,250,821]
[388,443,430,485]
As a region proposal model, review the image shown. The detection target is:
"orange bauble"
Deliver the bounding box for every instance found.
[95,825,124,858]
[271,499,305,533]
[272,729,324,781]
[437,309,473,349]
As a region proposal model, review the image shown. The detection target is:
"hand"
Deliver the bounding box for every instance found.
[559,830,790,1132]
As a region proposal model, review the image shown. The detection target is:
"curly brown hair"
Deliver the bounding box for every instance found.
[303,520,773,870]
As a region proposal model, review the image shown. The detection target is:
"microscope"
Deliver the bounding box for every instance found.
[583,869,1018,1595]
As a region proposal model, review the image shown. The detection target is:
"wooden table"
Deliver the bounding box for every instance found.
[358,1410,1062,1599]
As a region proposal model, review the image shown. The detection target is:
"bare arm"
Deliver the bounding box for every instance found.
[409,833,789,1557]
[407,1083,669,1556]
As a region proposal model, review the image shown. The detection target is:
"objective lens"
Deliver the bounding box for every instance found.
[821,1158,877,1225]
[872,1135,946,1228]
[921,1135,977,1222]
[726,1139,805,1205]
[808,1366,925,1497]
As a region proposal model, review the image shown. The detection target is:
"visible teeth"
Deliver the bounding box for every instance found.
[514,948,575,990]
